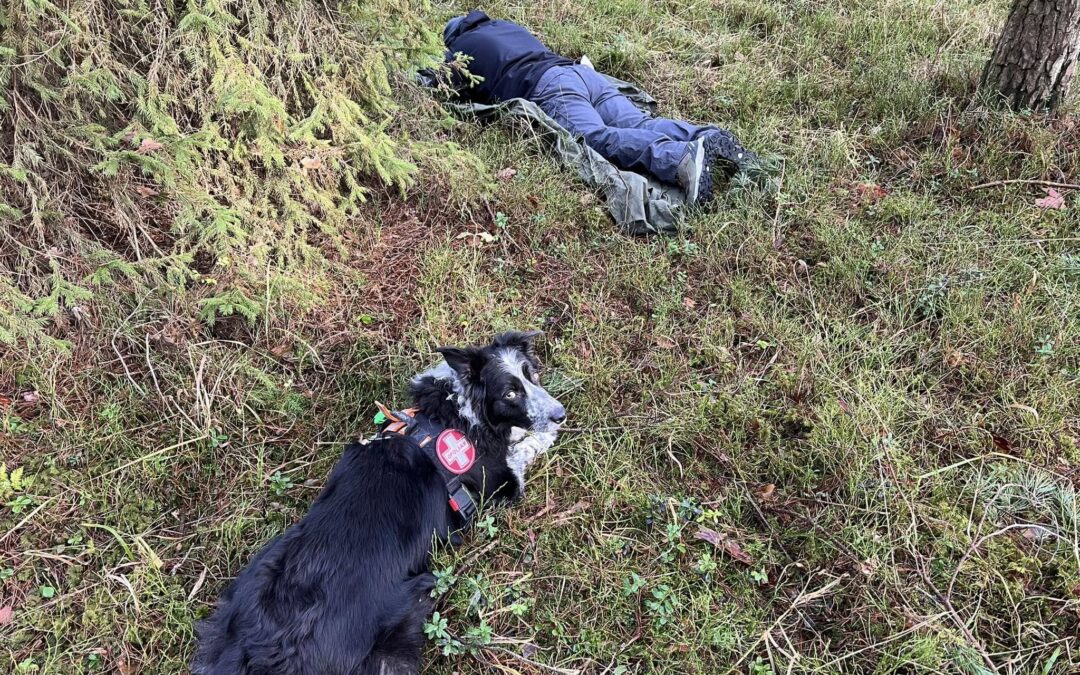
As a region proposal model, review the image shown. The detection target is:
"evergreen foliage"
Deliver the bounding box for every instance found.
[1,0,443,340]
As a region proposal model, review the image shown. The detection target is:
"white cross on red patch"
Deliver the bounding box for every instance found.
[436,429,476,474]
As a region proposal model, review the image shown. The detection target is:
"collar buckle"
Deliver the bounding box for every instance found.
[448,485,477,523]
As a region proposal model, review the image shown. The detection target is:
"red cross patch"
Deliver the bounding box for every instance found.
[436,429,476,474]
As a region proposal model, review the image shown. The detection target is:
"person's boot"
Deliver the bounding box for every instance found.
[676,138,712,205]
[678,132,760,206]
[706,129,758,178]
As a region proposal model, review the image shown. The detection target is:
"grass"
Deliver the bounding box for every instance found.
[2,0,1079,673]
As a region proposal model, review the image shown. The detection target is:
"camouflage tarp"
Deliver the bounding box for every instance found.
[439,74,691,235]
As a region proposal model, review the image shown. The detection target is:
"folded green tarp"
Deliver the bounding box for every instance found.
[441,74,691,235]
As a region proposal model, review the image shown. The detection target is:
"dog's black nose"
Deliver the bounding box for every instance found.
[549,405,566,424]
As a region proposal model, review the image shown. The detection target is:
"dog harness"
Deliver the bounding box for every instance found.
[373,402,479,525]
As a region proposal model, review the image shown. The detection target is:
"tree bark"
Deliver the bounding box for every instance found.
[981,0,1080,111]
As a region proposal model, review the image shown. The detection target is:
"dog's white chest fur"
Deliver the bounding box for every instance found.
[506,427,557,492]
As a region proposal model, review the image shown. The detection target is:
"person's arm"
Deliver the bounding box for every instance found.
[445,51,484,100]
[417,51,480,100]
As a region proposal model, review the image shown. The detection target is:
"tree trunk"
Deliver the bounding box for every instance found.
[981,0,1080,111]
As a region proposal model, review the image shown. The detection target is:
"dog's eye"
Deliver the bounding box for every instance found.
[505,390,517,400]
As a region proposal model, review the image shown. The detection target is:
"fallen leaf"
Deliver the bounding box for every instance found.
[837,397,852,415]
[1034,188,1065,210]
[944,350,966,368]
[135,185,159,198]
[0,395,12,408]
[496,167,517,182]
[551,500,591,524]
[1022,526,1053,542]
[991,433,1012,453]
[0,606,12,625]
[455,231,497,246]
[299,156,322,171]
[137,138,163,154]
[757,483,776,501]
[522,643,539,659]
[683,297,697,310]
[855,182,888,203]
[579,192,596,208]
[187,565,208,601]
[695,526,753,565]
[656,336,676,349]
[526,194,540,206]
[269,344,292,358]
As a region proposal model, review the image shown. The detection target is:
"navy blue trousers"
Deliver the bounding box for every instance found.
[531,64,716,184]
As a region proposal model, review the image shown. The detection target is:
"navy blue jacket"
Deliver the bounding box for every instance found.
[443,11,573,103]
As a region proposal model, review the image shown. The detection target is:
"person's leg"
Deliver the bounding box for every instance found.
[531,66,692,184]
[572,66,714,141]
[575,65,758,180]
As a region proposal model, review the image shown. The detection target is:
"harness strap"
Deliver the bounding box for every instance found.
[375,408,479,525]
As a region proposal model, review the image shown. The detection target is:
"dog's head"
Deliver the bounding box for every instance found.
[435,331,565,436]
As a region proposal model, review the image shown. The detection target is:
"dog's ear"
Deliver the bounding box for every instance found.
[493,330,542,356]
[437,346,488,381]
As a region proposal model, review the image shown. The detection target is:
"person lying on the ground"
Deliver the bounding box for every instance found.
[442,10,761,206]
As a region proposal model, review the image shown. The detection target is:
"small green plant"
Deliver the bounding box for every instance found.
[0,463,33,500]
[40,585,56,598]
[1035,336,1055,358]
[644,584,681,627]
[749,656,776,675]
[98,402,122,425]
[475,514,498,538]
[209,428,229,449]
[16,658,38,673]
[660,520,687,563]
[751,568,769,585]
[6,494,36,514]
[431,566,457,596]
[423,611,449,640]
[916,276,950,317]
[622,572,646,596]
[269,471,294,496]
[463,618,494,650]
[423,611,465,656]
[508,596,533,617]
[666,238,699,257]
[2,415,27,434]
[694,552,718,576]
[494,211,509,229]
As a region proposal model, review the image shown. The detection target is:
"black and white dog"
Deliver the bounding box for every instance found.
[192,331,564,674]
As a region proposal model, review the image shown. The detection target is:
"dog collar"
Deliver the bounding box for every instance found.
[373,402,479,525]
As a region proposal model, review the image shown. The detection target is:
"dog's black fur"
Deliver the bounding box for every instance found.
[192,332,563,675]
